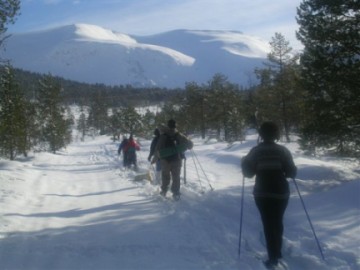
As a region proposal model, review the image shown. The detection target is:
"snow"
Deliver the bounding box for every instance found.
[187,30,270,58]
[75,24,138,44]
[4,24,268,88]
[0,130,359,270]
[74,24,195,66]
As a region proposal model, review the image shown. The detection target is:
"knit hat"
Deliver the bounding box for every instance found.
[167,119,176,129]
[154,128,160,136]
[259,122,280,142]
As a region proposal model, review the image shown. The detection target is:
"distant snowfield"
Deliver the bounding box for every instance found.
[0,131,359,270]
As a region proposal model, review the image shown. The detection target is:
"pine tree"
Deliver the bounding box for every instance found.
[107,106,143,139]
[297,0,360,155]
[119,107,143,135]
[0,0,20,48]
[87,90,109,135]
[254,33,302,142]
[184,82,208,139]
[0,65,28,159]
[22,101,39,155]
[141,109,157,138]
[206,73,243,141]
[36,74,72,153]
[108,108,123,141]
[77,107,88,141]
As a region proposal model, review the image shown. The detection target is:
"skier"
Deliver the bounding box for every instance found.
[124,135,140,170]
[153,119,193,200]
[241,122,297,269]
[118,136,129,167]
[148,128,161,184]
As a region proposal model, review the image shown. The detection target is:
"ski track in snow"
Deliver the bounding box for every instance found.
[0,135,359,270]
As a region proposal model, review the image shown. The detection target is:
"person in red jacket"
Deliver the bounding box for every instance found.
[241,122,297,269]
[123,135,140,170]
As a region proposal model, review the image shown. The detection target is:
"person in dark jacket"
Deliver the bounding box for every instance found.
[118,136,128,167]
[241,122,297,269]
[153,119,193,200]
[148,128,161,184]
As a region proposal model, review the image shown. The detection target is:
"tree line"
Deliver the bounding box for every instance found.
[0,0,359,159]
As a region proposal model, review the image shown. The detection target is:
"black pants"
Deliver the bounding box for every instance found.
[255,196,289,261]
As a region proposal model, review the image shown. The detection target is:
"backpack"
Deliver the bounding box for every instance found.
[159,133,184,161]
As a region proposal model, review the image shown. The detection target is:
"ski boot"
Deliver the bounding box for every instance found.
[263,259,278,269]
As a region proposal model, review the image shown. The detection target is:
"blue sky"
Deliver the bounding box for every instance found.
[8,0,303,50]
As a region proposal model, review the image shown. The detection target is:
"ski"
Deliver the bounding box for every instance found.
[278,260,289,270]
[250,250,288,270]
[157,192,181,202]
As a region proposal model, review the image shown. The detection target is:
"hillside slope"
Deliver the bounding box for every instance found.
[4,24,269,88]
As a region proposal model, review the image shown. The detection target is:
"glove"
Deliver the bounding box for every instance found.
[151,156,157,164]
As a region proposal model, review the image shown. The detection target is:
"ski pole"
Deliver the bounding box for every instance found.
[183,157,187,184]
[238,175,245,257]
[190,151,204,191]
[191,149,213,191]
[292,178,325,261]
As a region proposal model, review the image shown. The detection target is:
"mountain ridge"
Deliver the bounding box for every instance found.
[3,24,270,88]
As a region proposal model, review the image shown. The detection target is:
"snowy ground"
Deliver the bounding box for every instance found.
[0,132,359,270]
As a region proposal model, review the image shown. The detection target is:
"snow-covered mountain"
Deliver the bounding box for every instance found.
[2,24,269,88]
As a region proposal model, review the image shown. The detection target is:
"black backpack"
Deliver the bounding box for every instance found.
[161,133,182,161]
